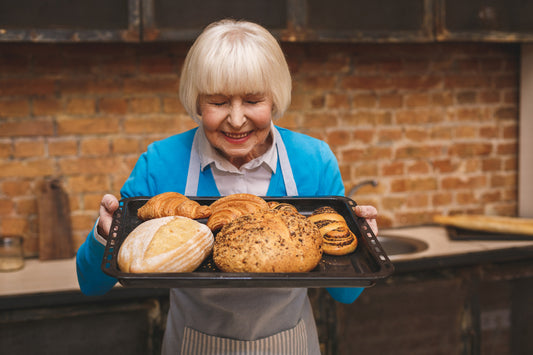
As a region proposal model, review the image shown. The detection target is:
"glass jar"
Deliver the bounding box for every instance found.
[0,236,25,272]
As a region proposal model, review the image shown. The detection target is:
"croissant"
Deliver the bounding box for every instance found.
[308,206,358,255]
[207,193,269,231]
[137,192,211,220]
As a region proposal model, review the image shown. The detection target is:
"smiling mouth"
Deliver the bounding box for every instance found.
[223,131,251,139]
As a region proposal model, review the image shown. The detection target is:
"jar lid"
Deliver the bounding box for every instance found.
[0,235,23,245]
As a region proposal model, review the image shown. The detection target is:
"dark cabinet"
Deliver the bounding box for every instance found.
[304,0,433,42]
[436,0,533,41]
[0,0,140,42]
[1,0,533,44]
[142,0,288,41]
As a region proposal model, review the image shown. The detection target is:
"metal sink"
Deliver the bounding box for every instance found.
[377,235,429,257]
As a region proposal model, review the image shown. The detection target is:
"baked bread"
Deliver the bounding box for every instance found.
[268,201,299,214]
[207,193,269,231]
[308,206,358,255]
[118,216,214,273]
[213,209,323,273]
[137,192,211,220]
[433,214,533,236]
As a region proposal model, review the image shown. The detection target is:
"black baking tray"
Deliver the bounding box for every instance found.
[101,196,394,288]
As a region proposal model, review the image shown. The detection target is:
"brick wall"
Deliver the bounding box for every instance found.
[0,42,519,255]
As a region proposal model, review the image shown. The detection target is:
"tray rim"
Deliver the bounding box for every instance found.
[101,195,394,288]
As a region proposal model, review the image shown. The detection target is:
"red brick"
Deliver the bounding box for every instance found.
[162,97,186,114]
[13,140,45,158]
[68,174,110,193]
[0,78,56,96]
[396,109,444,124]
[0,99,30,117]
[0,120,54,137]
[379,93,403,108]
[0,142,13,158]
[352,93,377,108]
[48,139,78,156]
[65,98,96,115]
[382,162,404,176]
[405,93,430,107]
[33,98,62,116]
[123,78,179,94]
[123,117,181,134]
[0,198,14,215]
[57,117,120,135]
[395,145,443,159]
[99,97,128,115]
[80,137,111,156]
[129,97,161,114]
[441,175,488,189]
[0,159,55,178]
[58,156,123,175]
[390,177,438,192]
[1,180,33,197]
[449,142,492,157]
[325,93,350,110]
[341,76,392,90]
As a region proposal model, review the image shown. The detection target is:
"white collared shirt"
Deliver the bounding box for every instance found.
[196,123,278,196]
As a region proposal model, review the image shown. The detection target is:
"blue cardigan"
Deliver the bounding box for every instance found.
[76,127,363,303]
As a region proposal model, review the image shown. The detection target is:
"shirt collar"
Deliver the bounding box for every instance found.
[197,122,278,174]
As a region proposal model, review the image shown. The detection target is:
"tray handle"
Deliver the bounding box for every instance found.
[344,197,394,266]
[101,199,126,275]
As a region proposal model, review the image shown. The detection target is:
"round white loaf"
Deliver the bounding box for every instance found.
[118,216,214,273]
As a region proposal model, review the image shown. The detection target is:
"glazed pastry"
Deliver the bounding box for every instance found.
[214,209,322,273]
[118,216,214,273]
[268,201,299,214]
[207,193,269,231]
[137,192,211,220]
[308,206,358,255]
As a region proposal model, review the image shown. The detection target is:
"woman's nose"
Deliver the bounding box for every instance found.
[227,102,246,128]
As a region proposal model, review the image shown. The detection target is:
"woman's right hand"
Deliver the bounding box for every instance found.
[97,194,119,239]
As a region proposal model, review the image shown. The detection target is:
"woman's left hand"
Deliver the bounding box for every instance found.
[354,205,378,236]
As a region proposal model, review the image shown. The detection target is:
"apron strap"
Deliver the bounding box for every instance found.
[273,127,299,196]
[184,129,201,196]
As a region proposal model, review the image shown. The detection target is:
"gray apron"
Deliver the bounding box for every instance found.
[161,127,320,354]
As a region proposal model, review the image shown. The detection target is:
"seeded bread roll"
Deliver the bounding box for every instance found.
[308,206,358,255]
[118,216,214,273]
[213,209,323,273]
[207,193,269,231]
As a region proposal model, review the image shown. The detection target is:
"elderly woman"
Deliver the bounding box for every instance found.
[77,19,378,354]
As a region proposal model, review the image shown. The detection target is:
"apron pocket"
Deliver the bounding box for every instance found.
[180,319,308,355]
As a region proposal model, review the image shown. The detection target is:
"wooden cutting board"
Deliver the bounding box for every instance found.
[37,178,75,260]
[433,214,533,236]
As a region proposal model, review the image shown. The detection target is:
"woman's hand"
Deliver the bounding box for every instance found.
[354,205,378,236]
[97,194,119,239]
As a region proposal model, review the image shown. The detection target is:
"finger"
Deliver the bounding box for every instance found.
[101,194,119,214]
[365,219,379,236]
[355,205,378,219]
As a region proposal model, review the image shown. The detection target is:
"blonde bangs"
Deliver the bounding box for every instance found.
[195,44,269,97]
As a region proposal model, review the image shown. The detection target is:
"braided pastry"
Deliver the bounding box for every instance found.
[137,192,211,220]
[308,206,358,255]
[207,193,269,231]
[268,201,299,214]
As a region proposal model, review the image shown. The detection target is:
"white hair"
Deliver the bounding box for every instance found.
[179,19,292,123]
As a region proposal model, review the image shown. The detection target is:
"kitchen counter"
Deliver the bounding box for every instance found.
[380,225,533,272]
[1,226,532,298]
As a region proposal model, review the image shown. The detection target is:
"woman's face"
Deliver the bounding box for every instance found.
[198,93,274,168]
